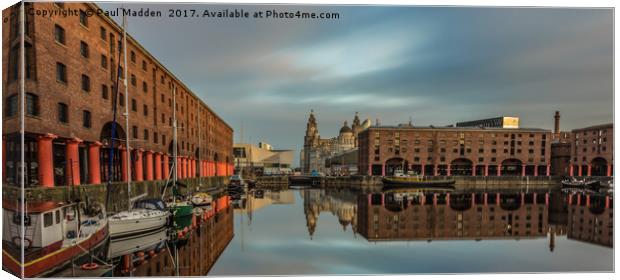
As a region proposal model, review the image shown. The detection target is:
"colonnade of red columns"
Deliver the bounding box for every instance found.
[568,164,613,177]
[33,138,234,187]
[374,163,553,176]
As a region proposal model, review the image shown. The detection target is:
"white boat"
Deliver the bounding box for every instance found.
[107,227,168,259]
[2,201,109,278]
[108,208,169,239]
[191,192,213,206]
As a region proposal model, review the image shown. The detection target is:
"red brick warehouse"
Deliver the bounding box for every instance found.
[2,2,234,188]
[358,124,553,177]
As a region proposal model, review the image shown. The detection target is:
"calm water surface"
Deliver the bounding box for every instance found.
[209,188,613,275]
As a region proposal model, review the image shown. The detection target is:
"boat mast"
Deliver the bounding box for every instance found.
[19,2,26,277]
[198,105,201,187]
[173,86,178,187]
[122,10,132,211]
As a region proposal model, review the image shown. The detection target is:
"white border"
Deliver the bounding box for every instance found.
[0,1,616,280]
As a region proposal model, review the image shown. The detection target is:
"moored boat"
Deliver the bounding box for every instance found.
[561,178,601,191]
[229,175,245,187]
[191,192,213,207]
[254,189,265,199]
[108,200,169,240]
[2,200,108,278]
[382,176,455,190]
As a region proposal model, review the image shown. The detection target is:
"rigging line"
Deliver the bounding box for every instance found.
[105,11,125,211]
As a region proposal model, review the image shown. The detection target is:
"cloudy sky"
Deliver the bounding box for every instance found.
[98,3,613,165]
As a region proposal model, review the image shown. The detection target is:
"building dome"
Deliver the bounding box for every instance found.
[339,121,352,134]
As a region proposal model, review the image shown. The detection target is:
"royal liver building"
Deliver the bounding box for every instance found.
[301,110,371,174]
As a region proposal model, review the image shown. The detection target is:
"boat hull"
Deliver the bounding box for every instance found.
[109,211,169,239]
[171,204,193,218]
[2,226,108,278]
[107,227,168,259]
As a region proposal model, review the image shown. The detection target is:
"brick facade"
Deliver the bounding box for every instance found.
[358,126,552,176]
[2,2,233,187]
[568,123,613,176]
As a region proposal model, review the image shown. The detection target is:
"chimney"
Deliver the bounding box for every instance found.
[554,111,560,135]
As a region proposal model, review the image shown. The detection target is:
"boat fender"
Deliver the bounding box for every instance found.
[81,263,99,270]
[12,236,32,249]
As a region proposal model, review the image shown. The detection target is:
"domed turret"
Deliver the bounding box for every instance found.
[339,121,352,134]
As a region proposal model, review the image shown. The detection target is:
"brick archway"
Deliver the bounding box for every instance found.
[451,158,473,176]
[385,157,409,176]
[591,157,608,177]
[501,158,522,176]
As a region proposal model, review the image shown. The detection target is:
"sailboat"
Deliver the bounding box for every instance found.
[163,85,194,242]
[106,13,168,240]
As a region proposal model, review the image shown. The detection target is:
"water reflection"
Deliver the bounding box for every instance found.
[302,189,358,238]
[357,192,550,241]
[112,199,234,277]
[215,188,612,274]
[566,193,613,248]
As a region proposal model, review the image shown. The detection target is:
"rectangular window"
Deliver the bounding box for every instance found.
[100,26,107,40]
[79,10,88,26]
[54,24,65,44]
[154,132,158,144]
[26,93,39,116]
[80,41,89,58]
[131,99,137,111]
[58,103,68,123]
[83,110,91,128]
[109,33,115,53]
[56,62,67,83]
[132,126,138,139]
[5,95,18,117]
[143,104,148,116]
[81,74,91,92]
[119,93,125,106]
[144,129,149,140]
[142,60,147,71]
[131,51,136,63]
[44,212,53,227]
[131,74,136,86]
[143,81,148,93]
[101,84,109,100]
[101,54,108,69]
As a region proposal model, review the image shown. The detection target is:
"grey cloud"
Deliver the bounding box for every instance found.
[97,3,612,164]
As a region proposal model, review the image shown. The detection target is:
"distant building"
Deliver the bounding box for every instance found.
[456,116,520,129]
[324,148,359,176]
[550,111,572,176]
[258,142,273,151]
[233,143,294,175]
[358,119,552,176]
[301,110,371,174]
[568,123,613,176]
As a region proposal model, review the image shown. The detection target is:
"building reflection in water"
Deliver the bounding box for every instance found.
[302,189,359,239]
[357,192,550,241]
[116,197,234,277]
[299,189,613,250]
[565,193,613,248]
